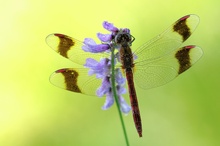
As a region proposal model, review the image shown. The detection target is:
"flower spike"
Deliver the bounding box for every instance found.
[83,21,131,114]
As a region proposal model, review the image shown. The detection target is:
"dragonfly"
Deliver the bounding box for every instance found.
[46,14,203,137]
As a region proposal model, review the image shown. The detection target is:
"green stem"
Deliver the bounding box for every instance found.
[110,47,130,146]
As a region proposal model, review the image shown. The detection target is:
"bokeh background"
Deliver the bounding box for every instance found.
[0,0,219,146]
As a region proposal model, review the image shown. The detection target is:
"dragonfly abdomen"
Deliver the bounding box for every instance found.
[125,68,142,137]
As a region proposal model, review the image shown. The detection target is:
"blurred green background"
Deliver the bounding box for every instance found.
[0,0,219,146]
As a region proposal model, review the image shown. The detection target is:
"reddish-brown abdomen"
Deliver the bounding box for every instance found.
[126,68,142,137]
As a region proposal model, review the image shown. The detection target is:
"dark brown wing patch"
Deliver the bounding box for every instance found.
[173,15,191,42]
[175,46,194,74]
[56,69,81,93]
[55,34,75,58]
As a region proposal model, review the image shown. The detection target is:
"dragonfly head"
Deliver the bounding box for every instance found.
[114,29,132,47]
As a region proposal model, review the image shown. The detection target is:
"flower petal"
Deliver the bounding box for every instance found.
[83,38,96,45]
[84,58,100,76]
[97,33,112,42]
[84,58,110,78]
[84,58,99,68]
[115,69,125,85]
[118,96,131,114]
[116,85,126,95]
[103,21,119,32]
[83,44,110,53]
[82,38,110,53]
[96,77,111,97]
[102,92,114,110]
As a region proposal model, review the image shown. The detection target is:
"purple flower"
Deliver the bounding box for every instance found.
[118,95,131,114]
[82,38,110,53]
[97,33,112,42]
[83,21,131,114]
[102,95,131,114]
[84,56,130,113]
[102,86,130,114]
[84,58,110,78]
[115,68,126,85]
[96,76,111,97]
[102,21,119,33]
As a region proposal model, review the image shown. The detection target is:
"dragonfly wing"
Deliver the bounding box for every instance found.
[134,45,203,89]
[133,14,201,89]
[133,14,199,62]
[46,33,110,65]
[50,68,103,96]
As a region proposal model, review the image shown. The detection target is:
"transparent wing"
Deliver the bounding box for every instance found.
[133,15,202,89]
[50,68,103,96]
[46,33,110,65]
[134,46,203,89]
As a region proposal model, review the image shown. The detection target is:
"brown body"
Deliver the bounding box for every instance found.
[118,37,142,137]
